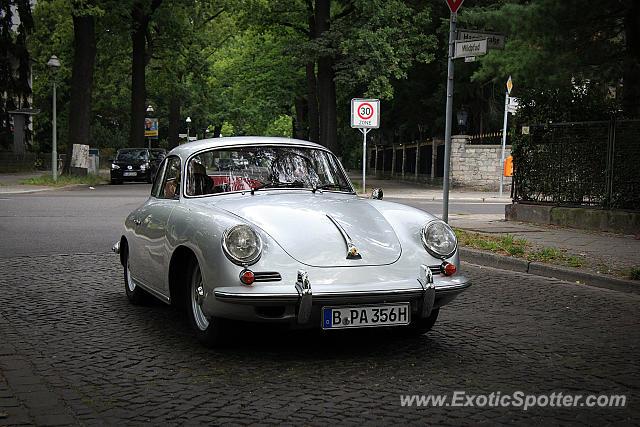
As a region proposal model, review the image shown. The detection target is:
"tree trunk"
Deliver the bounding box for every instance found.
[213,124,222,138]
[293,98,308,140]
[305,63,319,143]
[65,13,95,174]
[167,92,180,149]
[130,4,147,148]
[623,1,640,118]
[315,0,339,155]
[129,0,162,148]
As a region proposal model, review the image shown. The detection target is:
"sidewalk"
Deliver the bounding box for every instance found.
[356,174,640,293]
[0,171,52,194]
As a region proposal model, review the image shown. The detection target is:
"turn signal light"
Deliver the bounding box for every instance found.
[442,262,456,276]
[240,269,255,285]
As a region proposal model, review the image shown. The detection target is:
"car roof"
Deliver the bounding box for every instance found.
[167,136,327,160]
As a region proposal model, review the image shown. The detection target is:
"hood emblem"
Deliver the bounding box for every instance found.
[326,214,362,260]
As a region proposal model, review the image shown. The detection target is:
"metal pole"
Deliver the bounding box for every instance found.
[499,90,508,197]
[51,76,57,182]
[361,128,369,194]
[442,11,456,223]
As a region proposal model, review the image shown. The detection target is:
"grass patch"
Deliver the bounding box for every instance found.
[455,228,587,269]
[455,229,528,257]
[19,173,107,187]
[625,266,640,281]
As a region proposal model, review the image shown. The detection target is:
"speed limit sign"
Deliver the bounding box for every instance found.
[351,98,380,129]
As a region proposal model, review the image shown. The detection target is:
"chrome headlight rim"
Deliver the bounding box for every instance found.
[421,219,457,259]
[222,224,263,266]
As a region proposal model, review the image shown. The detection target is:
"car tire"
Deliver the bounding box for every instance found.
[403,308,439,336]
[186,257,224,347]
[123,246,149,305]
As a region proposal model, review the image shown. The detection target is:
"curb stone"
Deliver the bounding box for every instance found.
[460,247,640,294]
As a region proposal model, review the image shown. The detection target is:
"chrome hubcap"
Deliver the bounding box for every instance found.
[191,264,209,331]
[126,261,136,292]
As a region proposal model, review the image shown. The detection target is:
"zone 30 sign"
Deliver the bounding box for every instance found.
[351,98,380,129]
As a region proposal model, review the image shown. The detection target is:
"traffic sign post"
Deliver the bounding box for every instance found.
[441,2,461,224]
[499,76,513,197]
[351,99,380,194]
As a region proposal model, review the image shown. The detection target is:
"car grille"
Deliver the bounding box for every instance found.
[429,265,443,275]
[253,272,282,282]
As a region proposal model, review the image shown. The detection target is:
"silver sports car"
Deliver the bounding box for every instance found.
[113,137,470,346]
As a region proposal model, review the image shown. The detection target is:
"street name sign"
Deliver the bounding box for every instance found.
[458,30,505,50]
[351,98,380,129]
[445,0,464,13]
[454,38,488,58]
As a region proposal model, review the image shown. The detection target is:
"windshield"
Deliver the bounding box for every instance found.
[186,146,353,196]
[150,150,166,161]
[115,149,148,162]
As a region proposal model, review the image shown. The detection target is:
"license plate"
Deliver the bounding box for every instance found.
[123,171,137,177]
[322,303,410,329]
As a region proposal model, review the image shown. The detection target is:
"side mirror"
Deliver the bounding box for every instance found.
[371,188,383,200]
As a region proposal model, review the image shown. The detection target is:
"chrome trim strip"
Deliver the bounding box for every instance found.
[326,214,361,259]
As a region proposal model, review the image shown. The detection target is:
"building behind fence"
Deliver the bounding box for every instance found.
[513,119,640,211]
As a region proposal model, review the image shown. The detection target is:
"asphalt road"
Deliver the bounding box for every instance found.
[0,184,638,424]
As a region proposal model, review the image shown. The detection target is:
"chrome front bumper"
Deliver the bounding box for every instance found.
[211,265,470,325]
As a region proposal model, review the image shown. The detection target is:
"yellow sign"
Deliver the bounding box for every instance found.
[506,76,513,95]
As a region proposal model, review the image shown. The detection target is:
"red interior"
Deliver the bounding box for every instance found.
[210,175,262,191]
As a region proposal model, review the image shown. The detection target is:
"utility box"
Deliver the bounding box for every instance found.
[71,144,89,176]
[88,149,99,175]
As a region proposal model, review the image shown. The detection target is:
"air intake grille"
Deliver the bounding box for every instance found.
[253,272,282,282]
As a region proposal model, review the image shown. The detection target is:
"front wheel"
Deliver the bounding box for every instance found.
[186,258,224,347]
[123,247,149,305]
[403,308,439,336]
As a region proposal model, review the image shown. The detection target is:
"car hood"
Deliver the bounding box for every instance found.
[197,192,402,267]
[114,159,147,166]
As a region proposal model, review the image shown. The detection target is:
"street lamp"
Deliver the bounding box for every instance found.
[456,107,468,134]
[47,55,61,181]
[146,105,154,148]
[186,116,191,142]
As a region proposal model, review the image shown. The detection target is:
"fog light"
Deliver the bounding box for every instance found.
[240,269,255,285]
[442,262,456,276]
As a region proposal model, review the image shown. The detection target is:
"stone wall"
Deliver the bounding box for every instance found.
[450,135,512,191]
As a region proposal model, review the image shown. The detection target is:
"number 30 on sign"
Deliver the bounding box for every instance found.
[351,98,380,129]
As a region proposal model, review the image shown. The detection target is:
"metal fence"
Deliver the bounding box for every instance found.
[513,119,640,211]
[467,131,510,145]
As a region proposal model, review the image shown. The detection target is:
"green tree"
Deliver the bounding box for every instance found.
[1,0,34,149]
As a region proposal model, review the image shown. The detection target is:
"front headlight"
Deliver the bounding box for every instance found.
[140,162,149,170]
[111,163,120,170]
[421,220,457,258]
[222,224,262,265]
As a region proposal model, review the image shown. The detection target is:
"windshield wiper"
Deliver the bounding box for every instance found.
[314,183,353,192]
[251,180,304,195]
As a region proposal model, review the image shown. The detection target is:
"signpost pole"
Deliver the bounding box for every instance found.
[442,11,456,223]
[360,128,370,194]
[499,76,512,198]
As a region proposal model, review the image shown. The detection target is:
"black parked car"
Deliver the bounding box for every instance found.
[110,148,166,184]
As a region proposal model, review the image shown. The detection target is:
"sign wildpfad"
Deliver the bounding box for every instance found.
[446,0,464,13]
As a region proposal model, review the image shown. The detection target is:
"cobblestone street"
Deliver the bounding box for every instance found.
[1,253,638,425]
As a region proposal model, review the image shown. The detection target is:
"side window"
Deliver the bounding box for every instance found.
[150,158,167,197]
[158,156,181,200]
